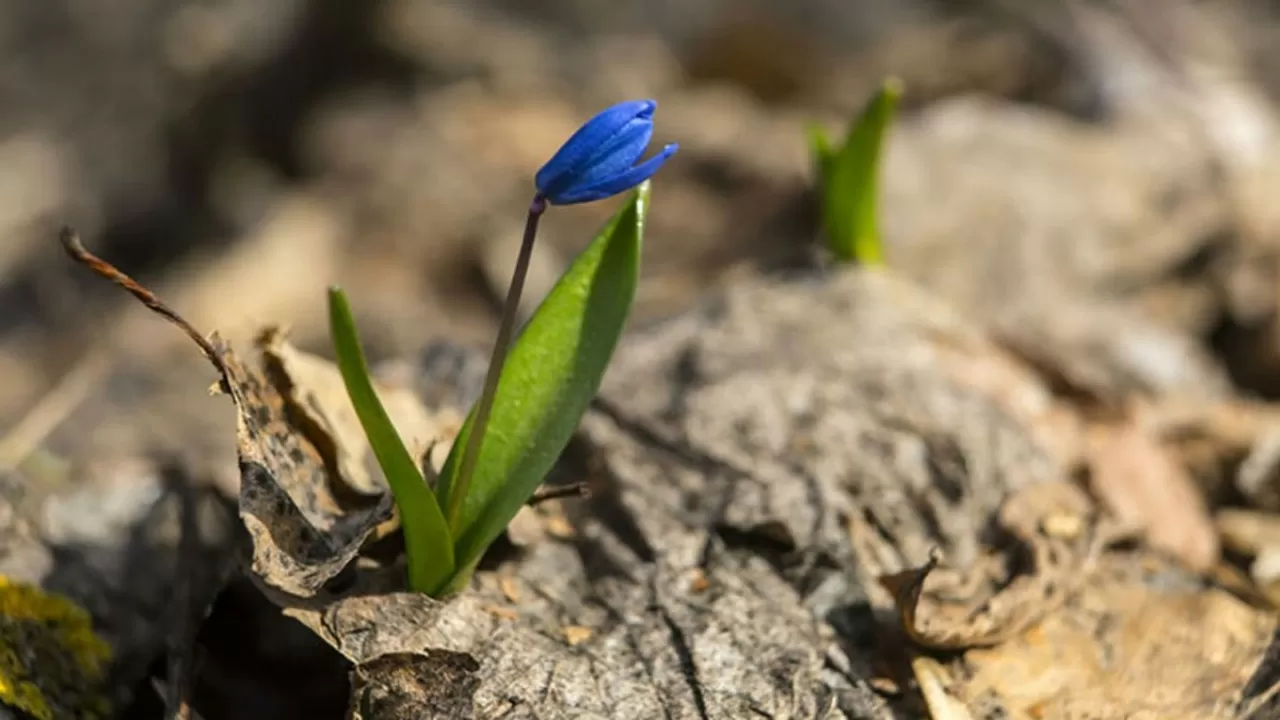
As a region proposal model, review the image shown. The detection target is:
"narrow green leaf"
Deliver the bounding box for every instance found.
[328,287,455,594]
[438,183,646,576]
[806,123,836,185]
[822,77,903,265]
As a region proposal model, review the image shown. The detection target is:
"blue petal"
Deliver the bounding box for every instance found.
[535,100,655,199]
[544,117,652,199]
[553,143,679,205]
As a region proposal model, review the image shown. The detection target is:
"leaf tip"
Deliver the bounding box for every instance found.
[634,178,652,210]
[881,76,905,101]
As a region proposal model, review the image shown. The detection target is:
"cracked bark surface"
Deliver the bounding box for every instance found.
[582,268,1057,718]
[366,264,1272,719]
[341,267,1072,718]
[6,255,1274,718]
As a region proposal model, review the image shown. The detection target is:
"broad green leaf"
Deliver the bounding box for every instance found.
[437,183,646,575]
[821,77,902,265]
[328,287,455,594]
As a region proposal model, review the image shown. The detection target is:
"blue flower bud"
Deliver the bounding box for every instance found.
[535,99,679,205]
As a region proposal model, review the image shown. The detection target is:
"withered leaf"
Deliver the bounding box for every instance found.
[962,559,1275,719]
[880,547,1063,651]
[259,328,458,498]
[215,335,397,597]
[1087,414,1219,572]
[60,230,395,599]
[312,590,451,662]
[879,482,1104,651]
[282,578,488,717]
[349,652,480,720]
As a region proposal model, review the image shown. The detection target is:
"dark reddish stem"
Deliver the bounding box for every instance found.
[445,194,547,529]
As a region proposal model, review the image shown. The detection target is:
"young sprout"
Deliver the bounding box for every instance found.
[329,290,456,593]
[808,77,903,266]
[330,100,677,596]
[443,99,677,531]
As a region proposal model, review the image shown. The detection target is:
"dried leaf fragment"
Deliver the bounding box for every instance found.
[61,230,392,599]
[349,652,479,720]
[279,585,492,716]
[1087,417,1219,571]
[259,329,455,498]
[218,336,397,597]
[962,567,1275,720]
[879,482,1104,651]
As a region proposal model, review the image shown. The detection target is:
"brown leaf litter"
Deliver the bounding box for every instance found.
[875,481,1277,719]
[1085,407,1220,572]
[57,229,1280,719]
[259,330,457,500]
[877,480,1123,652]
[591,264,1280,719]
[60,229,594,718]
[877,478,1273,718]
[60,229,463,600]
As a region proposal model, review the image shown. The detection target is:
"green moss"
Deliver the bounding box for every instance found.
[0,576,112,720]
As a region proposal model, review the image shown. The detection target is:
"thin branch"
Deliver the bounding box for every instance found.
[526,482,589,507]
[59,227,219,366]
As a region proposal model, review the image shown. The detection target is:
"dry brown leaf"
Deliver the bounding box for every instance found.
[216,336,396,597]
[1087,418,1219,571]
[1145,399,1280,506]
[275,579,531,717]
[962,558,1275,720]
[59,231,395,599]
[1148,398,1279,453]
[295,588,452,662]
[879,548,1069,652]
[349,652,479,720]
[258,328,458,497]
[878,481,1108,652]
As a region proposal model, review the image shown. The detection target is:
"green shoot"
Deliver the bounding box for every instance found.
[328,287,456,594]
[329,183,647,596]
[810,77,903,265]
[438,184,646,580]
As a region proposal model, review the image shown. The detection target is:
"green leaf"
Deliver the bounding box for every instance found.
[328,287,456,594]
[820,77,902,265]
[437,183,646,576]
[806,123,836,185]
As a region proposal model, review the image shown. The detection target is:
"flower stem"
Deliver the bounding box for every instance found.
[445,194,547,530]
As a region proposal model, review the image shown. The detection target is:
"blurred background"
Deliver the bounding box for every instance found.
[7,0,1280,443]
[8,0,1280,716]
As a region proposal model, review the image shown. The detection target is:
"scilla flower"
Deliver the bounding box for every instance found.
[535,99,679,206]
[447,100,677,527]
